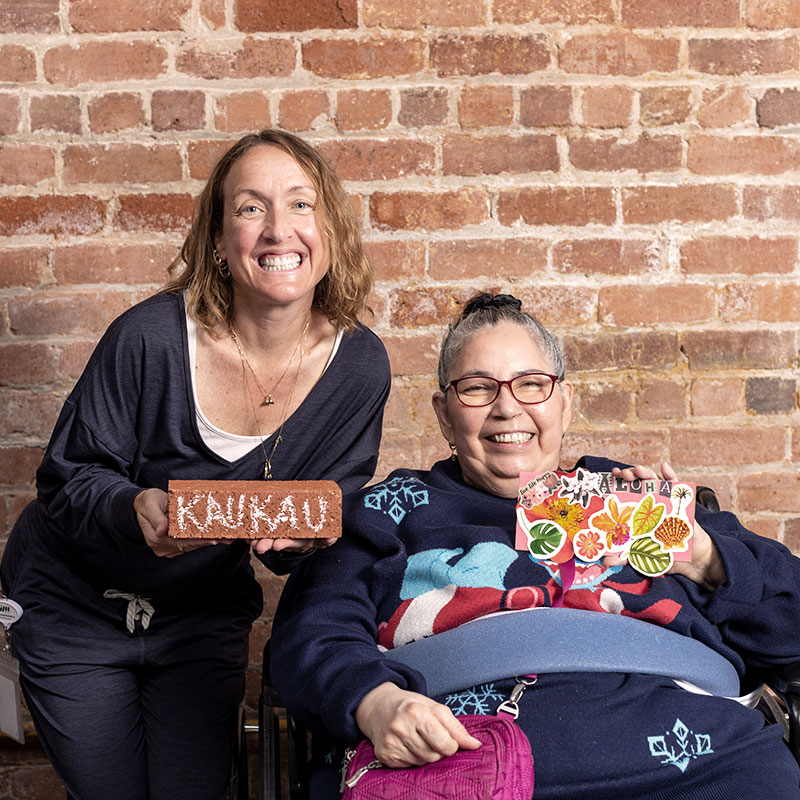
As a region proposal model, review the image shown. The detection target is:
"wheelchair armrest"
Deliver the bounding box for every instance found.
[762,661,800,767]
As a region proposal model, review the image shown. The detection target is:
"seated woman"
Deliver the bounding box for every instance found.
[270,293,800,799]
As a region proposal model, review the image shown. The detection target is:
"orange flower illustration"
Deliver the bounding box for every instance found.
[542,496,585,537]
[574,529,604,561]
[590,497,634,549]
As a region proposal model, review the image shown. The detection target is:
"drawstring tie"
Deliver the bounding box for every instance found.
[103,590,155,633]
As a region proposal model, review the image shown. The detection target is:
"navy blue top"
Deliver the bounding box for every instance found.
[4,291,390,605]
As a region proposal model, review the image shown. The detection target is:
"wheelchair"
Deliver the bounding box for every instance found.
[233,487,800,799]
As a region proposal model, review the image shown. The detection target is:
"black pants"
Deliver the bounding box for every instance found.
[1,536,261,800]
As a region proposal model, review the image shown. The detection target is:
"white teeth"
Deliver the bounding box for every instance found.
[489,432,533,444]
[258,253,301,270]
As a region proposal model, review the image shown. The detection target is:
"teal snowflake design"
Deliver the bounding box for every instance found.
[364,477,429,524]
[445,684,504,716]
[647,718,713,773]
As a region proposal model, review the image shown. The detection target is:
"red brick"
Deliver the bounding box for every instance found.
[744,185,800,220]
[187,139,233,181]
[512,286,596,327]
[519,86,572,127]
[429,238,547,280]
[215,91,271,133]
[382,334,440,375]
[738,472,800,513]
[787,518,800,555]
[443,133,559,176]
[44,41,168,83]
[235,0,357,31]
[553,238,652,276]
[399,87,449,128]
[364,241,426,282]
[622,185,736,224]
[58,340,96,382]
[363,0,486,27]
[0,344,58,387]
[0,91,21,132]
[0,446,45,485]
[569,135,681,173]
[497,187,616,227]
[0,45,36,82]
[575,381,633,423]
[560,33,680,76]
[431,34,550,77]
[0,144,55,186]
[0,248,48,289]
[581,86,633,128]
[720,283,800,323]
[88,93,146,133]
[640,87,692,126]
[681,236,797,275]
[0,389,64,438]
[69,0,190,31]
[671,427,785,467]
[688,134,800,175]
[318,139,435,181]
[637,379,686,421]
[495,0,613,23]
[697,86,752,127]
[390,288,472,328]
[177,38,294,79]
[561,431,667,470]
[278,90,330,131]
[370,189,488,231]
[680,330,795,369]
[303,38,424,79]
[689,37,798,75]
[63,144,182,185]
[690,378,742,416]
[151,90,206,132]
[741,517,781,540]
[621,0,738,27]
[746,1,800,28]
[599,285,714,326]
[563,332,679,371]
[0,196,105,237]
[30,94,81,134]
[383,378,441,435]
[757,87,800,127]
[8,292,135,337]
[115,194,195,234]
[54,243,176,285]
[0,0,59,32]
[376,433,424,479]
[794,425,800,462]
[745,377,797,414]
[458,85,516,129]
[337,90,391,130]
[200,0,226,28]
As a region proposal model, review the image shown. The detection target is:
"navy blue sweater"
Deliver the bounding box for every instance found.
[3,291,390,605]
[271,457,800,799]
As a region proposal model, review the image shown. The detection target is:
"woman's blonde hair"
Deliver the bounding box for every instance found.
[164,129,373,333]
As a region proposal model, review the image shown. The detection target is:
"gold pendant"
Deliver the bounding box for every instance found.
[264,395,274,406]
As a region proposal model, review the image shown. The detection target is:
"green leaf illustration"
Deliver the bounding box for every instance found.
[632,495,666,537]
[628,536,673,576]
[527,520,567,559]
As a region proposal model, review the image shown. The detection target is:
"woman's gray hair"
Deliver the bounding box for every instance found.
[437,293,566,390]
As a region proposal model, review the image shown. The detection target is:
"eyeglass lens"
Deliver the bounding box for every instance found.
[455,374,555,406]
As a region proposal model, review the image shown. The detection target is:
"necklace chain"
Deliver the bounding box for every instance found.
[231,318,310,480]
[230,319,308,406]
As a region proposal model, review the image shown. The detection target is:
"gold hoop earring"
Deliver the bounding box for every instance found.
[213,248,230,278]
[449,442,457,461]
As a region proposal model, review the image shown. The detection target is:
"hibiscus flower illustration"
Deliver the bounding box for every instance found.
[590,496,634,549]
[542,496,585,536]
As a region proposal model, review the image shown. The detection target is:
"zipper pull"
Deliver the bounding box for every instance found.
[339,748,356,793]
[344,759,382,789]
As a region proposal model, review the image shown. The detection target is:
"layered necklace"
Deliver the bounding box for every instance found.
[229,317,310,479]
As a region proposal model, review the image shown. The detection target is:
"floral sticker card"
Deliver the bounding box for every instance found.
[515,468,696,577]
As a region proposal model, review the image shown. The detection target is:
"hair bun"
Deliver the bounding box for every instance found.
[461,292,523,317]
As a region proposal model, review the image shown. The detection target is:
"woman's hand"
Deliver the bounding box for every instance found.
[603,461,727,590]
[354,682,481,768]
[605,462,727,590]
[250,537,337,555]
[134,488,218,558]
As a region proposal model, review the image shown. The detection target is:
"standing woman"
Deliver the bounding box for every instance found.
[0,129,390,800]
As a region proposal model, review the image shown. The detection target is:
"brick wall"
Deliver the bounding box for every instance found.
[1,0,799,794]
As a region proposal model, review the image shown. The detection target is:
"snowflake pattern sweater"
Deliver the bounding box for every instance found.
[271,456,800,799]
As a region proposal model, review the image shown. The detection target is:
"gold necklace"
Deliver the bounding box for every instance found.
[230,318,309,406]
[238,323,308,479]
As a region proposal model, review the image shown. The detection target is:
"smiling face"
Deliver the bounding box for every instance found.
[432,320,574,498]
[213,145,330,313]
